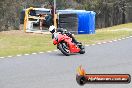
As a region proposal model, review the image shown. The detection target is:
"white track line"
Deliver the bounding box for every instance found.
[54,50,58,52]
[113,40,117,42]
[118,39,122,41]
[102,42,107,44]
[32,53,37,55]
[97,42,102,45]
[126,37,130,39]
[1,36,132,59]
[24,54,30,56]
[39,52,44,54]
[108,41,113,43]
[85,45,90,46]
[16,54,22,57]
[0,57,5,59]
[7,56,13,58]
[121,38,125,40]
[91,44,95,46]
[47,51,52,53]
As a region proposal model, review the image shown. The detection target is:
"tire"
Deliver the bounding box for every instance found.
[59,18,78,23]
[59,23,78,27]
[58,42,70,56]
[79,45,85,54]
[76,75,87,85]
[57,44,60,50]
[59,14,77,18]
[58,13,78,35]
[59,22,78,34]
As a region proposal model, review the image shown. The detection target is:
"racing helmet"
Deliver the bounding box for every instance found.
[49,25,56,34]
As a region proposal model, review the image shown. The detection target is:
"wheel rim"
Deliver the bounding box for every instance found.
[62,43,70,53]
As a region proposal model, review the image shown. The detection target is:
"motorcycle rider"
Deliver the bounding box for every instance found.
[49,25,81,45]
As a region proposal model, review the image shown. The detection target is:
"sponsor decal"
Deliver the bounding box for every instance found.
[76,66,131,85]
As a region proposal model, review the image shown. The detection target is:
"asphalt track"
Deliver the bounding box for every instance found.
[0,38,132,88]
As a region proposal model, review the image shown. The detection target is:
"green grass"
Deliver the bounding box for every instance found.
[0,23,132,57]
[76,23,132,44]
[0,32,56,57]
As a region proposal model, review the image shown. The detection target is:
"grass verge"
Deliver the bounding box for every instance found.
[0,23,132,57]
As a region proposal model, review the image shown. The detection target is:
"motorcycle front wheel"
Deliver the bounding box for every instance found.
[58,42,70,56]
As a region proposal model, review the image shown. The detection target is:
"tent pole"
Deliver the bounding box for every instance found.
[54,0,57,28]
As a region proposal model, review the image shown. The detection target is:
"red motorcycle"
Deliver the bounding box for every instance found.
[52,32,85,56]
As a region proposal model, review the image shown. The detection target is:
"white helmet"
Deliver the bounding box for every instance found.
[49,25,56,33]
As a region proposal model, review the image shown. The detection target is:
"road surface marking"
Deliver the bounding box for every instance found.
[24,54,30,56]
[7,56,13,58]
[39,52,44,54]
[47,51,52,53]
[32,53,37,55]
[17,54,22,57]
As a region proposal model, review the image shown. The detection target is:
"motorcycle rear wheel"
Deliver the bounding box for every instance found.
[79,45,85,54]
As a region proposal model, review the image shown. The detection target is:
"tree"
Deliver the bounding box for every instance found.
[0,0,132,31]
